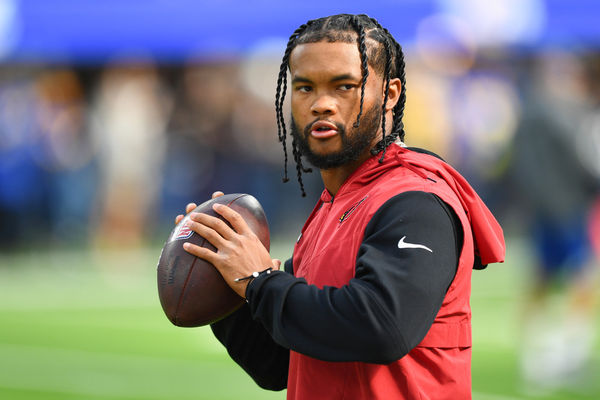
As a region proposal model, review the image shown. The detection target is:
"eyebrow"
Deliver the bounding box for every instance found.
[291,76,312,85]
[291,73,360,85]
[330,74,359,82]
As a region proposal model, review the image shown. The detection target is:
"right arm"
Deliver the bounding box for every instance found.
[209,258,294,391]
[176,196,289,391]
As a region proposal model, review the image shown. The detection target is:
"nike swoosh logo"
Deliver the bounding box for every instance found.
[397,236,433,253]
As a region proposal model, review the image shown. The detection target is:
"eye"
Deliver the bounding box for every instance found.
[296,85,312,93]
[338,84,355,91]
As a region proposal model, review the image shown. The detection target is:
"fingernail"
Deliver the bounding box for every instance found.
[213,203,223,210]
[183,243,190,250]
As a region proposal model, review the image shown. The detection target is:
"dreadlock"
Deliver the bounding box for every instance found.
[275,14,407,196]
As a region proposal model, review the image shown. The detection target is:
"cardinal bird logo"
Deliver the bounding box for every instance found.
[339,196,368,224]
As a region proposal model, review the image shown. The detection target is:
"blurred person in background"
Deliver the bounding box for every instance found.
[160,62,227,228]
[90,62,172,248]
[33,68,97,245]
[161,62,238,215]
[0,72,47,249]
[0,70,43,248]
[510,51,600,393]
[160,61,282,231]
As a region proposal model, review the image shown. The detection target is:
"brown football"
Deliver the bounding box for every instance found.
[157,193,270,327]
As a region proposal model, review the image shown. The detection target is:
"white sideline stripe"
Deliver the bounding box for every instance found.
[473,391,524,400]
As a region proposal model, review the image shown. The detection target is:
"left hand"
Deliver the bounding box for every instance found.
[183,203,279,298]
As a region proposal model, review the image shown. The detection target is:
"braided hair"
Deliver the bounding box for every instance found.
[275,14,408,196]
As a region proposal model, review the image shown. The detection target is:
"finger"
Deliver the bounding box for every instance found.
[190,212,235,240]
[185,202,198,214]
[175,214,184,225]
[183,242,219,264]
[212,191,224,199]
[212,203,250,235]
[187,219,228,249]
[272,259,282,270]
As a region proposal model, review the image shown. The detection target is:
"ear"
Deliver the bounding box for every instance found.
[383,78,401,112]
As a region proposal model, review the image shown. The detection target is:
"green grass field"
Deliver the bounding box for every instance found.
[0,239,598,400]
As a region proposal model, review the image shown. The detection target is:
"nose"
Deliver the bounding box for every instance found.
[310,94,336,116]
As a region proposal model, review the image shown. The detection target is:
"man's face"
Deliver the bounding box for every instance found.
[288,41,384,169]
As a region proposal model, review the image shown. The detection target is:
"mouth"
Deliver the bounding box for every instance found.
[310,120,339,139]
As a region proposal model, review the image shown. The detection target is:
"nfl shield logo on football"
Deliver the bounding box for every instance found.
[171,220,194,242]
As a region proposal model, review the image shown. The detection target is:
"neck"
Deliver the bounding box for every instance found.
[320,149,373,197]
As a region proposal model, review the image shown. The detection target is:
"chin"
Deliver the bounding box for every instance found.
[308,138,341,153]
[310,148,342,161]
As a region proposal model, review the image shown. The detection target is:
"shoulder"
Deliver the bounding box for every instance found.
[375,148,467,220]
[366,191,460,236]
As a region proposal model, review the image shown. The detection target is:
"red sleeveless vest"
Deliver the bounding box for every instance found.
[288,145,505,400]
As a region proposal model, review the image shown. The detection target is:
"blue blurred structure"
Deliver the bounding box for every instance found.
[0,0,599,63]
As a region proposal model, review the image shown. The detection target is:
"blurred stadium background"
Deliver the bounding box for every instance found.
[0,1,599,399]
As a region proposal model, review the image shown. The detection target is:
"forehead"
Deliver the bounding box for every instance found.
[289,42,362,78]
